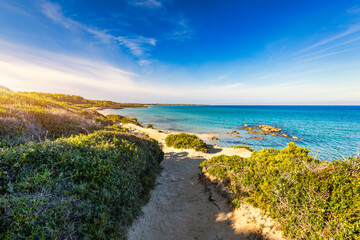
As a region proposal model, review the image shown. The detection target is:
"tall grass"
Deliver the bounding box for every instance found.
[0,91,108,147]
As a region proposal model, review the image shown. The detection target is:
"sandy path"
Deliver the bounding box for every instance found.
[124,124,284,240]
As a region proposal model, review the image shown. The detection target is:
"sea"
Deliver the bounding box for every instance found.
[103,105,360,160]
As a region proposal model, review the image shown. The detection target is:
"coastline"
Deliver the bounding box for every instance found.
[120,122,285,240]
[99,105,360,160]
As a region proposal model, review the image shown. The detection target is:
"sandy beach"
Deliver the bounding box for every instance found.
[123,123,285,240]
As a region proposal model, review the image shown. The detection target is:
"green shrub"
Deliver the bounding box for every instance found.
[199,143,360,239]
[105,114,141,126]
[106,114,124,122]
[119,117,142,126]
[165,133,209,153]
[0,130,163,239]
[230,145,254,152]
[146,124,154,129]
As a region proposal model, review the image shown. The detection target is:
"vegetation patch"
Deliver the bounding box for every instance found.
[165,133,209,153]
[200,143,359,239]
[19,92,146,109]
[230,145,254,152]
[105,114,141,126]
[0,87,164,239]
[0,130,163,239]
[0,91,105,147]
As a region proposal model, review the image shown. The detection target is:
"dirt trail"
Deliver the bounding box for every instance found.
[126,124,285,240]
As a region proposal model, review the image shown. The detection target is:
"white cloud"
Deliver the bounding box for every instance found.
[0,1,32,17]
[115,36,156,57]
[293,36,360,61]
[0,41,359,105]
[131,0,162,8]
[40,0,156,57]
[295,23,360,55]
[348,6,360,14]
[138,59,152,66]
[168,16,196,41]
[217,73,230,80]
[0,41,169,101]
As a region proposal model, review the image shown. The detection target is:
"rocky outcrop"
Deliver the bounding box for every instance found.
[248,130,266,135]
[259,125,281,132]
[252,137,264,140]
[210,136,219,141]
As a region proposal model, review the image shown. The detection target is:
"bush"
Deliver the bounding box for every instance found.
[230,145,254,152]
[0,130,163,239]
[146,124,154,129]
[165,133,209,153]
[199,142,360,239]
[105,114,142,126]
[106,114,124,122]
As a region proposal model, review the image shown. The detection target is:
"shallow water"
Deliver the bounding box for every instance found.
[104,105,360,160]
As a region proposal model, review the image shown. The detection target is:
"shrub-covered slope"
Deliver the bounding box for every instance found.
[0,88,163,239]
[200,143,359,239]
[165,133,209,153]
[0,130,163,239]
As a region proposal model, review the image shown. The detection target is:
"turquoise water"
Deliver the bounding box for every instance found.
[104,105,360,160]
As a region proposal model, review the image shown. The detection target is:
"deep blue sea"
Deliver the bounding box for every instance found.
[104,105,360,160]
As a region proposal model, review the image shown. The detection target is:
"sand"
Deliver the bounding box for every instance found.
[123,124,285,240]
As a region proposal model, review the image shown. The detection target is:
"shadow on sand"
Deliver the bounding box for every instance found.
[139,151,273,240]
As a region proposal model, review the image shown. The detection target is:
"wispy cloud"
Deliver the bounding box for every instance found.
[0,1,32,17]
[295,23,360,55]
[217,73,230,80]
[348,6,360,14]
[1,41,359,104]
[0,41,169,101]
[130,0,162,8]
[296,48,356,63]
[168,15,196,41]
[40,0,156,57]
[293,35,360,61]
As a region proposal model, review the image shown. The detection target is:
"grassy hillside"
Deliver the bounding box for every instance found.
[0,90,146,147]
[200,143,359,239]
[0,88,163,239]
[20,92,146,109]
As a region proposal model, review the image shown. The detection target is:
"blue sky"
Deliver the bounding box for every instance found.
[0,0,360,104]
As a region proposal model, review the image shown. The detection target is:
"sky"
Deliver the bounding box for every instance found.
[0,0,360,104]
